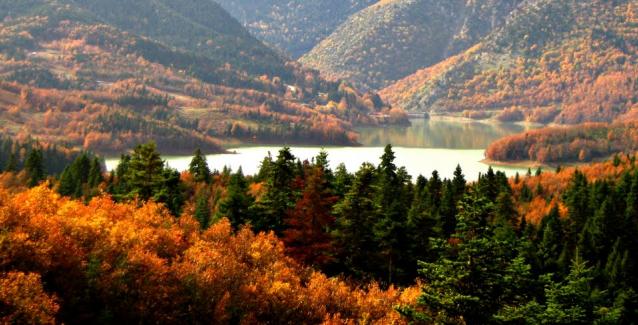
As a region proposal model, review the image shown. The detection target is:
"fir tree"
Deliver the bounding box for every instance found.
[253,147,296,234]
[194,191,211,229]
[538,205,565,273]
[25,148,45,187]
[189,148,211,183]
[217,168,254,229]
[127,142,165,200]
[332,163,379,280]
[87,157,103,189]
[4,152,17,172]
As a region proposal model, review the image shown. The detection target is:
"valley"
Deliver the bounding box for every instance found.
[2,1,638,324]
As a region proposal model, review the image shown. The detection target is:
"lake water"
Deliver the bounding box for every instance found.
[105,118,538,181]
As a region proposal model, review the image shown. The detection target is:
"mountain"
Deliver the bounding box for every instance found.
[381,0,638,124]
[214,0,378,58]
[300,0,522,90]
[0,0,395,154]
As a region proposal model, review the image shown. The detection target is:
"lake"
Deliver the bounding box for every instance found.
[105,118,538,180]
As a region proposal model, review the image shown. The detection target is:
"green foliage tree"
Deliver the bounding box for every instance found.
[189,148,211,183]
[25,148,45,187]
[405,192,533,324]
[4,152,17,172]
[253,147,297,234]
[373,145,411,283]
[127,142,165,201]
[194,190,211,229]
[497,257,619,324]
[332,163,379,280]
[217,168,254,229]
[108,142,184,215]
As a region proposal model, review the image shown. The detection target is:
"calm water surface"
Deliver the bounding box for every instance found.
[105,118,538,181]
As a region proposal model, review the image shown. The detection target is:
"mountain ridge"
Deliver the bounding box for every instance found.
[381,0,638,125]
[300,0,523,90]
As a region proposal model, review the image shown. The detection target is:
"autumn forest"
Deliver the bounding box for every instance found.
[3,0,638,324]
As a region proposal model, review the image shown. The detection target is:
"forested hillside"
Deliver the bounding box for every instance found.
[215,0,378,58]
[3,143,638,323]
[300,0,522,90]
[486,122,638,164]
[0,0,402,154]
[382,0,638,124]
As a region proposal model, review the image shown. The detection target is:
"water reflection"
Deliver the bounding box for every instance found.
[105,118,538,180]
[357,118,534,149]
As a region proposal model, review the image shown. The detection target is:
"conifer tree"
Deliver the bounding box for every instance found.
[253,147,296,234]
[374,145,410,283]
[333,163,353,197]
[217,168,254,229]
[25,148,45,187]
[87,157,103,189]
[127,142,165,200]
[405,192,531,324]
[194,191,211,229]
[333,163,379,280]
[189,148,211,183]
[283,166,337,267]
[4,152,17,172]
[538,205,565,273]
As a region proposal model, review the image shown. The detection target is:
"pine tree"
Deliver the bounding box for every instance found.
[194,191,211,229]
[4,152,17,172]
[333,163,353,197]
[497,257,618,324]
[282,166,337,267]
[333,163,379,280]
[217,168,254,229]
[58,166,77,197]
[127,142,165,200]
[87,157,103,189]
[538,205,565,273]
[374,145,410,283]
[25,148,45,187]
[253,147,296,234]
[405,192,531,324]
[189,148,211,183]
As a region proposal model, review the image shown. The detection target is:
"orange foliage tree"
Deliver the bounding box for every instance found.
[0,184,417,324]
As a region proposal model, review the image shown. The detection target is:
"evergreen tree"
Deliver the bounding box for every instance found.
[87,157,103,189]
[520,183,533,202]
[495,191,517,225]
[405,192,531,324]
[127,142,165,200]
[154,167,185,216]
[58,166,78,197]
[194,191,211,229]
[217,168,254,229]
[438,181,458,237]
[253,147,297,234]
[25,148,45,187]
[314,149,334,185]
[4,152,17,172]
[538,205,565,273]
[189,148,211,183]
[333,163,379,280]
[333,163,353,197]
[497,257,618,324]
[374,145,410,283]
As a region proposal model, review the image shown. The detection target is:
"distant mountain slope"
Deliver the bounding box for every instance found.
[382,0,638,124]
[215,0,378,58]
[300,0,522,90]
[63,0,290,77]
[0,0,396,154]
